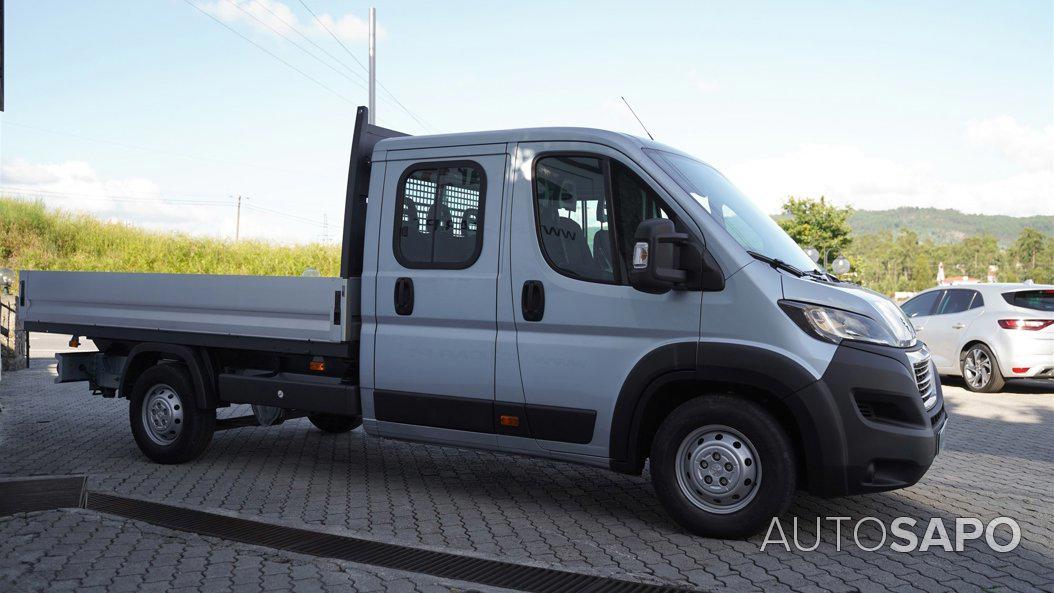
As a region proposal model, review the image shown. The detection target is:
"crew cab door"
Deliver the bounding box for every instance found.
[372,146,508,448]
[506,142,702,458]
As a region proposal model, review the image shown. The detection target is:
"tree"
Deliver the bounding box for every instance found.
[777,197,853,266]
[1012,227,1047,280]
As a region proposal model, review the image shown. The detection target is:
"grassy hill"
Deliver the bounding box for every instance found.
[0,198,340,280]
[848,208,1054,245]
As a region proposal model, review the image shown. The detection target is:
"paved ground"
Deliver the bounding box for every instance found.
[1,334,1052,593]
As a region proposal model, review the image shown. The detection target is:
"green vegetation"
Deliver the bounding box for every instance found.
[777,197,853,264]
[778,198,1054,294]
[0,198,340,283]
[3,196,1051,298]
[848,208,1054,247]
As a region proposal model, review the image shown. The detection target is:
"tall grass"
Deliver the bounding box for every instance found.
[0,198,341,282]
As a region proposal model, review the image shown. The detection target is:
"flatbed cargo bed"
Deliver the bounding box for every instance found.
[19,271,358,355]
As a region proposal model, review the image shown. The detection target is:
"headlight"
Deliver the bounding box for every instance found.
[779,300,916,347]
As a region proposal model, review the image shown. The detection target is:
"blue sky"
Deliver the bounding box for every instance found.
[1,0,1051,242]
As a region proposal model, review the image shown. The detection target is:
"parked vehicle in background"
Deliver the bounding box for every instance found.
[901,284,1054,392]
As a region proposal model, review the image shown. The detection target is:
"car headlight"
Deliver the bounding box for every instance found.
[779,300,916,347]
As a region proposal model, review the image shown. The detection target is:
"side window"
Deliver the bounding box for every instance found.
[969,291,984,309]
[395,163,485,268]
[902,291,940,318]
[610,161,675,277]
[936,289,974,315]
[533,156,617,283]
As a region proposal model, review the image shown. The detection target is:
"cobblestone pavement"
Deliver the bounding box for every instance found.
[0,508,505,593]
[1,346,1052,593]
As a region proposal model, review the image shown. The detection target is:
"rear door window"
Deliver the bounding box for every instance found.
[1004,290,1054,311]
[936,289,977,315]
[395,162,485,268]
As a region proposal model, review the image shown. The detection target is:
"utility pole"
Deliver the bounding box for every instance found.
[368,7,376,124]
[235,195,247,241]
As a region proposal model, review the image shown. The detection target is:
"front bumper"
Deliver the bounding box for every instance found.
[788,341,946,497]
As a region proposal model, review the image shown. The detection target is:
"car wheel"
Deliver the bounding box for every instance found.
[308,413,362,433]
[129,364,215,464]
[961,344,1005,393]
[650,394,796,538]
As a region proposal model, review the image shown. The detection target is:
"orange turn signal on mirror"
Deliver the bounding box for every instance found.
[499,415,520,427]
[309,359,326,372]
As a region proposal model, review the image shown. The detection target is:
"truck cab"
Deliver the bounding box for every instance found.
[19,108,946,538]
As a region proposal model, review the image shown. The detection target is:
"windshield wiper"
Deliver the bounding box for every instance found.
[802,269,837,283]
[747,250,804,277]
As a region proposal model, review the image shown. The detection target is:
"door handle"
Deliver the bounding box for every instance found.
[394,277,414,316]
[952,322,966,330]
[521,280,545,322]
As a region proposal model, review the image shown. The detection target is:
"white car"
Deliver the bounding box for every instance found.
[901,284,1054,392]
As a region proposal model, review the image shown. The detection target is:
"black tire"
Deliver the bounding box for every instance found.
[308,413,362,434]
[960,343,1005,393]
[128,364,215,464]
[650,395,796,539]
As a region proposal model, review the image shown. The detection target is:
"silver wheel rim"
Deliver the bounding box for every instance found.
[675,425,761,514]
[963,348,991,389]
[141,383,184,445]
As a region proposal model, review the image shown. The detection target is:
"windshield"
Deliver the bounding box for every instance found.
[646,149,819,272]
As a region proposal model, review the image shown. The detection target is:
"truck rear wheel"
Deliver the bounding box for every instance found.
[650,395,796,538]
[129,364,215,464]
[308,413,362,433]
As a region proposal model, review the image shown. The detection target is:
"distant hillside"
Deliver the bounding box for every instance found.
[848,208,1054,246]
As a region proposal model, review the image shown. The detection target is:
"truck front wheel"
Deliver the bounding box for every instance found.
[650,395,796,538]
[129,364,215,464]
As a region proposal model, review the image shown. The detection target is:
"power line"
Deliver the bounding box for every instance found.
[0,185,229,205]
[222,0,367,92]
[246,0,368,86]
[244,202,327,227]
[181,0,357,107]
[3,186,332,230]
[294,0,433,132]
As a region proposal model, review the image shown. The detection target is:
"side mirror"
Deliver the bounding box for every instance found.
[629,219,725,294]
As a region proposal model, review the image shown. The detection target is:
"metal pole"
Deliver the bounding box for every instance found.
[368,7,376,124]
[235,195,242,241]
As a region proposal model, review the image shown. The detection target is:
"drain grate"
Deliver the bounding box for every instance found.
[0,475,86,516]
[85,491,698,593]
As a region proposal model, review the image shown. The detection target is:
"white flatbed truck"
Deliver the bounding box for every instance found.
[18,107,945,537]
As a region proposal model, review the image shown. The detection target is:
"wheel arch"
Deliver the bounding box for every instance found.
[608,342,835,494]
[120,343,218,410]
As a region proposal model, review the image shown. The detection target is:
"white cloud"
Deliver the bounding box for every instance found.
[200,0,382,44]
[1,159,222,234]
[723,119,1054,217]
[689,69,722,94]
[1,159,331,243]
[966,115,1054,171]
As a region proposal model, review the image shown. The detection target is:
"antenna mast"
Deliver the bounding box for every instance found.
[620,96,654,141]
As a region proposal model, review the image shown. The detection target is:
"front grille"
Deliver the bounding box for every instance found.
[913,359,932,394]
[907,348,937,411]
